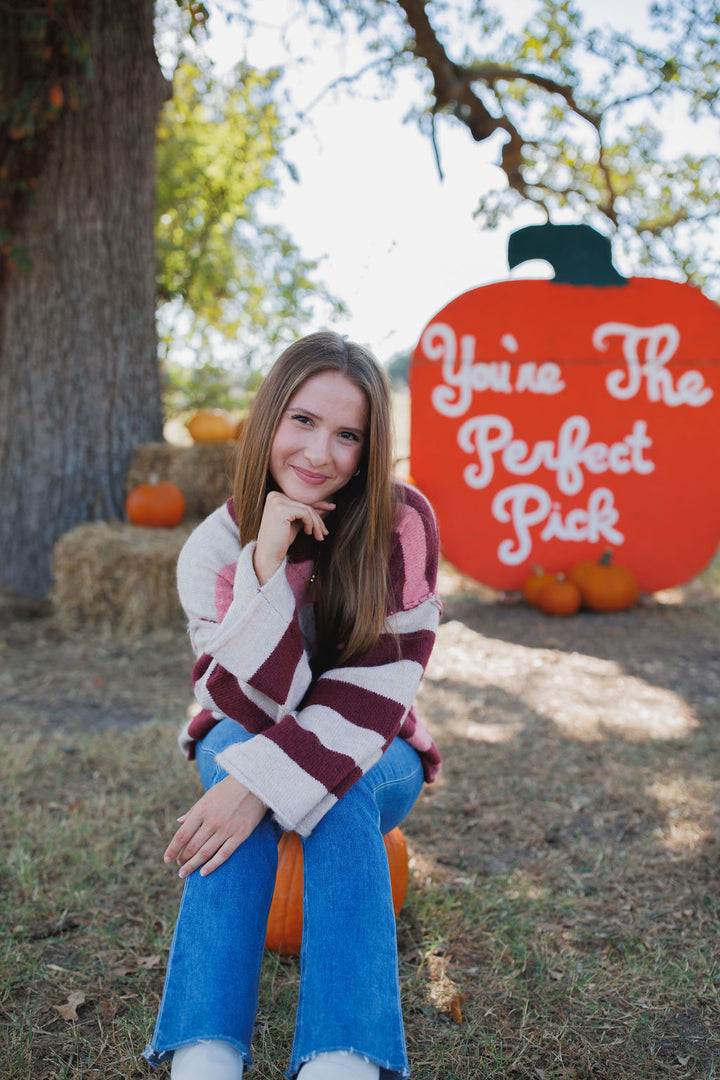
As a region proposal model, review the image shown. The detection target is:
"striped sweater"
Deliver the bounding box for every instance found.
[176,482,442,837]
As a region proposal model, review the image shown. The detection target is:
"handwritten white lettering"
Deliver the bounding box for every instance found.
[594,322,713,406]
[458,414,654,495]
[423,322,566,418]
[491,485,624,565]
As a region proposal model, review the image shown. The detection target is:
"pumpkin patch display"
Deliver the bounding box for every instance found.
[265,827,409,956]
[570,549,639,612]
[126,480,186,527]
[410,223,720,593]
[536,574,582,617]
[186,409,238,442]
[521,565,556,607]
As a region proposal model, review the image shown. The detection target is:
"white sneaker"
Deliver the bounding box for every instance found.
[171,1040,244,1080]
[299,1050,380,1080]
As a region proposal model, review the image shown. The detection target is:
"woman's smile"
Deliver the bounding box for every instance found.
[290,464,329,485]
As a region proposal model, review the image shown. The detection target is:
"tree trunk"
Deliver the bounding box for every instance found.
[0,0,168,597]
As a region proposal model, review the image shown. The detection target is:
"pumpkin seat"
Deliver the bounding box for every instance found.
[265,827,409,956]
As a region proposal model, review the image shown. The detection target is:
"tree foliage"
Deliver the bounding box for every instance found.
[155,55,339,373]
[294,0,720,297]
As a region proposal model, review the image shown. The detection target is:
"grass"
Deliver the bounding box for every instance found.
[1,552,719,1078]
[2,717,718,1080]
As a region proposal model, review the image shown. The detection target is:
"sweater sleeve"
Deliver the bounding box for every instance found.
[215,486,442,836]
[176,503,313,731]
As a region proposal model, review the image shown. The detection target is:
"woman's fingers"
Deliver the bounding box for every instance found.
[254,493,334,583]
[164,777,267,878]
[164,813,232,877]
[163,816,200,865]
[178,830,236,878]
[303,505,330,540]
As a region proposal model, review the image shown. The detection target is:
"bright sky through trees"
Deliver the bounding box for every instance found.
[199,0,679,361]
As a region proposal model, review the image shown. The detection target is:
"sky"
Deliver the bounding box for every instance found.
[198,1,658,362]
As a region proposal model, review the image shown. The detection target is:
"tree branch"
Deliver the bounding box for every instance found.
[393,0,616,212]
[459,62,602,129]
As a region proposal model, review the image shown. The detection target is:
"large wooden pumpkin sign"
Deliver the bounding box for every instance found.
[410,223,720,592]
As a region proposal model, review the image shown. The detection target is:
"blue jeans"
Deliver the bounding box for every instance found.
[143,718,425,1079]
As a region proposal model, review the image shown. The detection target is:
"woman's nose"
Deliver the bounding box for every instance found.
[304,430,330,464]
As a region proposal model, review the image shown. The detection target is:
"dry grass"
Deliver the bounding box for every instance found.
[1,553,719,1079]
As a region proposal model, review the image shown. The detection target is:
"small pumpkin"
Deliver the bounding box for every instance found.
[536,573,582,617]
[566,557,597,596]
[522,565,556,607]
[265,827,409,956]
[186,409,237,442]
[573,549,639,612]
[126,480,186,527]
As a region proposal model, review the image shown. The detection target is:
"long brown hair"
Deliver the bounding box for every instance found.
[233,331,399,668]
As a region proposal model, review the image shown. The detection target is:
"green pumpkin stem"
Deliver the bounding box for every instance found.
[507,223,628,287]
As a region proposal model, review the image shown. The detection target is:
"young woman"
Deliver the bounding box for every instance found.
[144,331,442,1080]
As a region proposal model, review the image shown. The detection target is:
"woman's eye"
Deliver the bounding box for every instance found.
[339,431,360,442]
[291,414,312,426]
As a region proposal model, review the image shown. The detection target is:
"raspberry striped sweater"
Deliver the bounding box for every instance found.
[176,482,442,836]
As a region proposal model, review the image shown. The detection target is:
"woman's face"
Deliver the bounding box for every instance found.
[269,370,368,505]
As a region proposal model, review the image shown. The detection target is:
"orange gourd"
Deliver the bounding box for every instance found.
[522,565,556,607]
[126,480,186,527]
[265,827,409,956]
[573,549,639,612]
[536,573,582,616]
[186,409,237,442]
[566,557,596,596]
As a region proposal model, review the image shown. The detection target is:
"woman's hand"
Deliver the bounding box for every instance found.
[164,776,267,878]
[253,490,335,585]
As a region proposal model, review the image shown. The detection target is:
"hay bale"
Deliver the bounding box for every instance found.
[52,519,198,638]
[126,441,234,518]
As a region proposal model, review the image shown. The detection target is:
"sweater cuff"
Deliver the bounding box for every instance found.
[215,736,338,837]
[201,543,297,673]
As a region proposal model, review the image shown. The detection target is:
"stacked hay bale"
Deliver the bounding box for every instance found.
[125,440,234,519]
[52,519,196,637]
[52,437,237,638]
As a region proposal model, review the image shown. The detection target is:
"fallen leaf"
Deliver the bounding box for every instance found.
[111,963,134,978]
[99,997,117,1025]
[448,993,467,1023]
[137,954,162,969]
[52,990,86,1021]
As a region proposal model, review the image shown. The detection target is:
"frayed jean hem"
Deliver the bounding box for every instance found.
[142,1038,252,1070]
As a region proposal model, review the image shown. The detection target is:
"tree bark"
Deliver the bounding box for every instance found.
[0,0,169,597]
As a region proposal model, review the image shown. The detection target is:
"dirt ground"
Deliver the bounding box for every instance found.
[2,564,719,883]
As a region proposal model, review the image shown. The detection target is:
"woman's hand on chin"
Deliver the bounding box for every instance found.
[253,490,335,585]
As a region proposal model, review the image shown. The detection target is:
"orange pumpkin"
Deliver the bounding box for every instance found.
[265,827,409,956]
[573,549,639,612]
[536,573,582,616]
[566,557,597,596]
[522,565,556,606]
[186,409,237,442]
[126,480,186,527]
